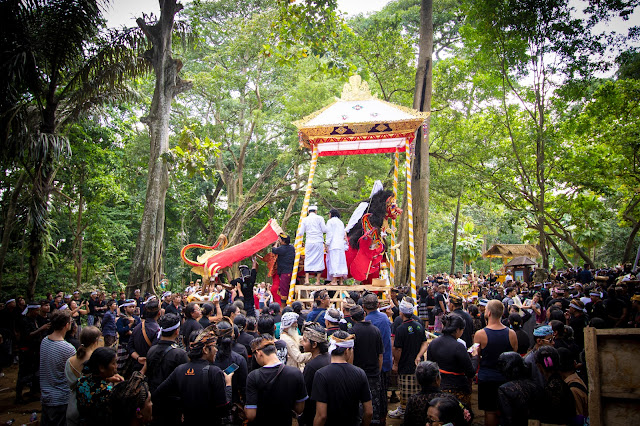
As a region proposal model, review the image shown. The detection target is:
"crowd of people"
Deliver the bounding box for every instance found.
[0,262,637,425]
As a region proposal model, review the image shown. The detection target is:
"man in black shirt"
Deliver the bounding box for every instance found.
[348,305,384,424]
[312,330,373,426]
[87,291,98,326]
[164,294,183,317]
[128,301,161,371]
[449,294,474,348]
[301,322,330,426]
[232,257,258,318]
[234,314,254,367]
[390,298,428,419]
[154,327,232,424]
[272,234,295,304]
[15,303,46,403]
[180,303,204,344]
[433,285,447,332]
[245,334,307,425]
[145,313,189,425]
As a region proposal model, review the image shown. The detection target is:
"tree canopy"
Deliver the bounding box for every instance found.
[0,0,638,298]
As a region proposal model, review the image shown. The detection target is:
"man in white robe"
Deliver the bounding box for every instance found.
[325,208,348,285]
[298,205,327,285]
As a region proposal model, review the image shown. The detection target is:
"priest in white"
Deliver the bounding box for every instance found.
[325,208,348,285]
[298,205,327,285]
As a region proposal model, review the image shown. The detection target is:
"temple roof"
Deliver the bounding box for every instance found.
[293,76,429,156]
[483,244,541,259]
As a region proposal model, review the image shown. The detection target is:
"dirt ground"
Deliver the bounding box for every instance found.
[385,385,484,425]
[0,364,40,424]
[0,362,485,425]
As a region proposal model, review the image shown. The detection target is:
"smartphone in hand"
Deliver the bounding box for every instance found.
[223,363,239,375]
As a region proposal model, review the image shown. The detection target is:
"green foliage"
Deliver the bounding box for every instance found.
[3,0,640,299]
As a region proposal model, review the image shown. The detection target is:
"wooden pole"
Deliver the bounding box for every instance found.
[406,138,417,303]
[287,144,319,304]
[390,148,399,286]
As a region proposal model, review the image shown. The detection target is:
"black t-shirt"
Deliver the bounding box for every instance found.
[96,300,106,318]
[302,353,331,426]
[199,316,211,328]
[392,314,422,336]
[17,316,38,348]
[181,317,203,343]
[418,286,429,302]
[237,331,254,364]
[272,244,296,274]
[340,316,356,332]
[246,363,308,425]
[146,340,189,393]
[214,351,248,403]
[154,359,228,425]
[165,303,182,317]
[394,319,427,375]
[250,339,288,370]
[232,268,257,313]
[311,363,372,426]
[88,298,98,316]
[350,321,383,377]
[434,292,445,314]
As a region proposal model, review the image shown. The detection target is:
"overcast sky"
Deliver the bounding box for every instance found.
[103,0,393,28]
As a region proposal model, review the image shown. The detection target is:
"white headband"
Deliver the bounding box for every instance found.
[162,292,172,298]
[399,299,414,315]
[325,311,342,324]
[59,304,68,311]
[569,302,587,313]
[328,338,354,355]
[5,299,15,305]
[144,295,157,304]
[22,304,40,315]
[121,301,136,308]
[157,321,180,339]
[590,291,603,298]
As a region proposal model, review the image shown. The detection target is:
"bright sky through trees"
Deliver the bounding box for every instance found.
[104,0,394,27]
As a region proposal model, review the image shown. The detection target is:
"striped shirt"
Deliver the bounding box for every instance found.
[40,337,76,406]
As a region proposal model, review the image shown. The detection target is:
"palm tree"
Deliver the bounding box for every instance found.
[0,0,148,298]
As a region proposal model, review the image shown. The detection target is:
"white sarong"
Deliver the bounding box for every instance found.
[304,242,325,273]
[326,248,348,278]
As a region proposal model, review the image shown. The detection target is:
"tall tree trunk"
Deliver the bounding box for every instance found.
[546,234,571,267]
[450,192,461,275]
[411,0,433,286]
[0,172,27,288]
[72,186,85,289]
[622,220,640,265]
[128,0,192,296]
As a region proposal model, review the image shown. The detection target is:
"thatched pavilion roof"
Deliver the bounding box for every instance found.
[483,244,540,259]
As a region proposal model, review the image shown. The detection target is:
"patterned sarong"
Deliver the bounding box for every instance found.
[116,343,129,372]
[399,374,420,409]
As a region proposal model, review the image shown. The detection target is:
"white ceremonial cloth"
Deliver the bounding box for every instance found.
[298,212,327,244]
[326,248,348,278]
[305,243,326,273]
[325,217,347,278]
[325,217,346,250]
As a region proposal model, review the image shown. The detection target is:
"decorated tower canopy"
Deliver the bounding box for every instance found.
[294,75,428,156]
[287,75,429,304]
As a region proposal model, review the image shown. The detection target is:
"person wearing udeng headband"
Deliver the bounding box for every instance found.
[154,327,232,425]
[389,298,428,420]
[311,330,373,426]
[245,334,307,425]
